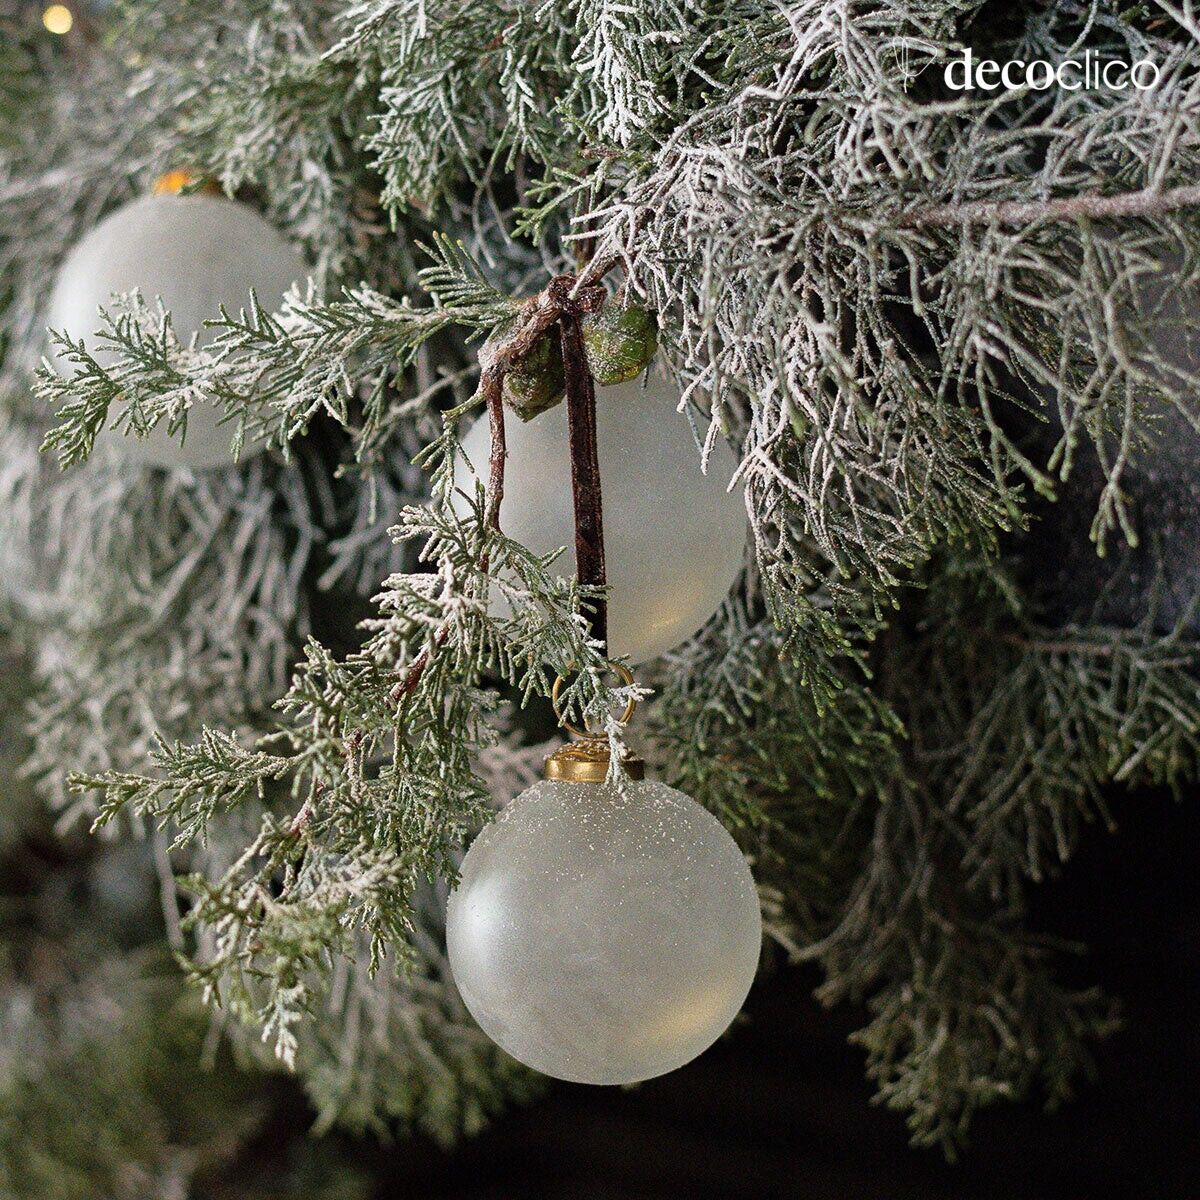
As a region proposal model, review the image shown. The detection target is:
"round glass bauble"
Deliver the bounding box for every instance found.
[446,777,762,1085]
[47,192,308,470]
[454,374,746,662]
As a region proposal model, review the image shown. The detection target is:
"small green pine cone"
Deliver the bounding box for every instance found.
[485,320,566,420]
[581,303,658,385]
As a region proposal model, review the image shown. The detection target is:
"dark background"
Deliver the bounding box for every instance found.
[232,786,1199,1199]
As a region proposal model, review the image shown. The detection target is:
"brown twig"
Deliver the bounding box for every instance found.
[388,626,449,705]
[1000,632,1120,657]
[576,252,622,292]
[552,274,609,648]
[558,303,607,650]
[900,181,1200,230]
[286,783,325,838]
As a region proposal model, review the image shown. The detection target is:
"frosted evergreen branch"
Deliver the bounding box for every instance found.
[79,731,294,848]
[417,233,518,327]
[36,242,622,470]
[36,286,454,465]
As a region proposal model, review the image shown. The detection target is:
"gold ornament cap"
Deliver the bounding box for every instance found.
[151,169,222,197]
[544,736,645,783]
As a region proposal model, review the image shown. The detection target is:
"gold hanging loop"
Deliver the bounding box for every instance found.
[545,662,644,783]
[551,662,637,737]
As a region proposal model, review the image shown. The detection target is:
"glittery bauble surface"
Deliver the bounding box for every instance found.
[47,193,308,470]
[454,374,747,663]
[445,778,762,1085]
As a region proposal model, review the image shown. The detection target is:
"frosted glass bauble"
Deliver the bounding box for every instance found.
[446,778,762,1085]
[454,375,747,663]
[47,193,308,470]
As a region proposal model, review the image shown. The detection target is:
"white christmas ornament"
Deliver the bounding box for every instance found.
[47,191,308,470]
[454,374,747,663]
[446,772,762,1085]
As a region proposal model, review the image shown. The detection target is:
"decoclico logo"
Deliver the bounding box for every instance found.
[945,48,1160,91]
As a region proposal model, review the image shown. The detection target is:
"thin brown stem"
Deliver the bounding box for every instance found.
[1001,632,1119,657]
[286,782,326,838]
[388,626,448,705]
[482,372,506,536]
[559,307,607,651]
[900,181,1200,230]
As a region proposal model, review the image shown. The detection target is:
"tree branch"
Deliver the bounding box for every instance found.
[900,181,1200,230]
